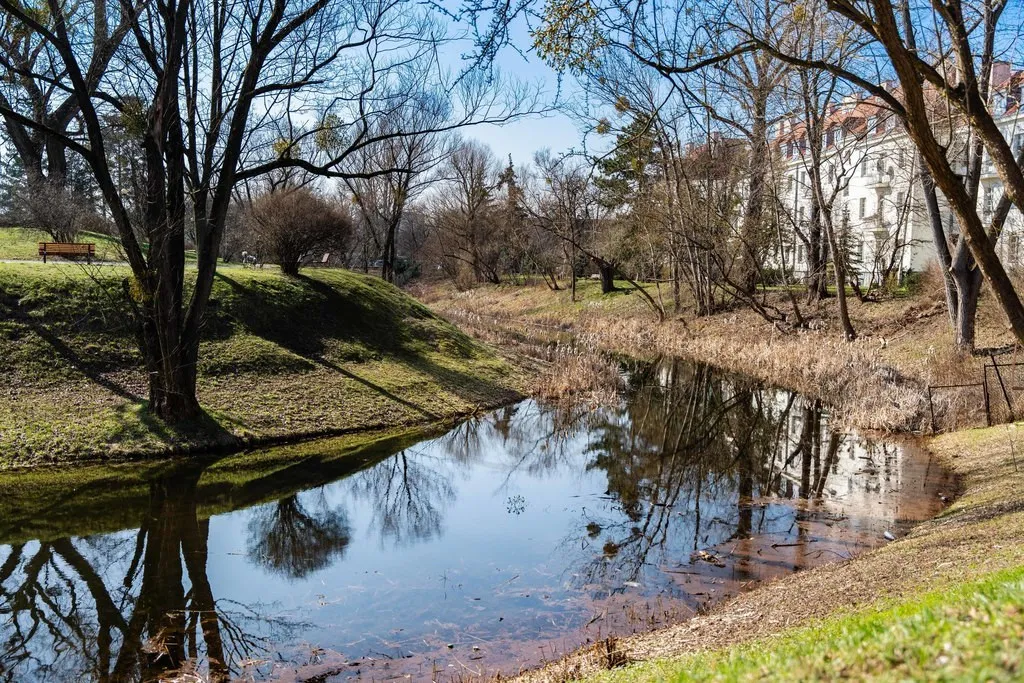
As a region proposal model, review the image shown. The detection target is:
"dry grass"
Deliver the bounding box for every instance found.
[531,345,624,406]
[423,279,1013,433]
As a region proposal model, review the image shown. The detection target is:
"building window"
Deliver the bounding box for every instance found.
[898,148,906,169]
[861,160,868,177]
[787,176,794,192]
[798,245,806,262]
[844,184,850,197]
[896,191,905,213]
[1010,234,1021,263]
[859,197,866,218]
[799,205,806,222]
[983,187,994,214]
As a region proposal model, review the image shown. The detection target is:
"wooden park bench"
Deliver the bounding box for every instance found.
[38,242,96,264]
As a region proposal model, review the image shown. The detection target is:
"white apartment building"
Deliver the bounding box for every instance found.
[774,66,1024,286]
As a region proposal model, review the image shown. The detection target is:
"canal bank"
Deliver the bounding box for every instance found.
[418,281,1024,681]
[0,263,524,469]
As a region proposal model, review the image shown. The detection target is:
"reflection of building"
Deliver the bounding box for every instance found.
[770,390,906,527]
[774,65,1024,284]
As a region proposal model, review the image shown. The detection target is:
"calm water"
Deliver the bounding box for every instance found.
[0,358,954,682]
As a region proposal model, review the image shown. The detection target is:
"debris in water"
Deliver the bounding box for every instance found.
[623,581,641,588]
[691,550,726,567]
[884,531,896,541]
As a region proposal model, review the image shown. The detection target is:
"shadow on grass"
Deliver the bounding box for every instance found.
[104,401,241,452]
[212,270,516,415]
[23,317,142,402]
[311,355,438,419]
[212,271,421,356]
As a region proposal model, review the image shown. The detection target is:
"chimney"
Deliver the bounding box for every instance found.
[991,61,1012,90]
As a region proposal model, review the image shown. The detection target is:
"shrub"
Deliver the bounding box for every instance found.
[245,188,351,275]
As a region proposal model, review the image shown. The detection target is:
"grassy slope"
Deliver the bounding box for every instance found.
[0,261,522,468]
[0,226,124,260]
[416,281,1024,682]
[590,566,1024,682]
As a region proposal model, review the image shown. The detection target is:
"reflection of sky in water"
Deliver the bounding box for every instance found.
[0,361,953,681]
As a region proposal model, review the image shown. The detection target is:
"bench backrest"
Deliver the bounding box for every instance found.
[38,242,96,256]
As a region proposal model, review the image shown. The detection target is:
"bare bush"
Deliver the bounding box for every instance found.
[19,179,103,243]
[245,189,352,276]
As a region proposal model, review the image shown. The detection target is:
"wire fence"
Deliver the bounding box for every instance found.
[928,354,1024,432]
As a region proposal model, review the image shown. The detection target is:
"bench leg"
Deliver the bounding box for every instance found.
[42,253,47,263]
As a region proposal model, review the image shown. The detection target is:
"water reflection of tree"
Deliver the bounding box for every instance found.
[0,467,299,682]
[575,358,845,589]
[246,493,352,579]
[348,450,456,546]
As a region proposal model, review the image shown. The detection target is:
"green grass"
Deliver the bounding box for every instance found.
[0,226,124,260]
[0,261,522,467]
[587,568,1024,682]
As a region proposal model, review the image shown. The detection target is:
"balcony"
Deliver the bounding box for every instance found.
[865,167,895,191]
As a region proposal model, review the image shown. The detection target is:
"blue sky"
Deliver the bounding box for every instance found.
[452,20,588,169]
[471,109,585,169]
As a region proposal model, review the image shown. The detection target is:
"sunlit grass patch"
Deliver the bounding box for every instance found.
[587,566,1024,682]
[0,227,124,261]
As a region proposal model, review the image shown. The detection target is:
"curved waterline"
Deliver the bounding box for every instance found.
[0,357,955,681]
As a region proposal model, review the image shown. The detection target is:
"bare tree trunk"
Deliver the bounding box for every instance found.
[919,166,960,326]
[871,0,1024,346]
[823,213,856,341]
[806,196,829,301]
[738,94,770,295]
[671,249,682,314]
[597,260,616,294]
[382,219,398,283]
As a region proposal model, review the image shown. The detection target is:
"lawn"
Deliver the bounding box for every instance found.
[0,226,124,261]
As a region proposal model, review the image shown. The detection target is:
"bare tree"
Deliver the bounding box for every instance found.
[0,0,536,421]
[0,2,132,187]
[743,0,1024,349]
[428,138,504,285]
[345,93,450,283]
